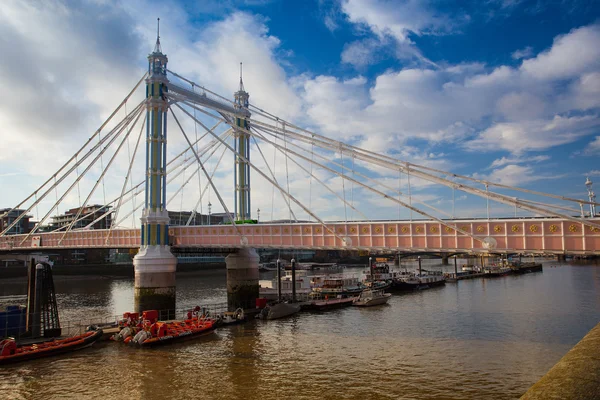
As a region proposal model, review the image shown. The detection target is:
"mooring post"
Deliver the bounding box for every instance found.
[276,258,282,302]
[291,258,296,303]
[454,256,458,279]
[369,256,373,283]
[418,256,422,276]
[26,258,36,334]
[32,263,43,338]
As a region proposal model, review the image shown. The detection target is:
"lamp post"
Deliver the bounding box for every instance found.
[257,208,260,223]
[208,202,212,226]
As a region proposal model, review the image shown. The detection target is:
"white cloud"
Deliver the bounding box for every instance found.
[472,164,560,187]
[466,115,600,154]
[584,136,600,155]
[489,155,550,169]
[339,0,461,66]
[302,22,600,164]
[511,46,533,60]
[585,170,600,177]
[521,24,600,80]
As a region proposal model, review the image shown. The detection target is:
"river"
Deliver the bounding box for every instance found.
[1,259,599,399]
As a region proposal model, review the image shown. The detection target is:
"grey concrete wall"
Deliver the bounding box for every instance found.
[521,321,600,399]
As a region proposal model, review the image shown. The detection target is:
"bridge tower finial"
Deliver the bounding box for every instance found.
[154,18,162,53]
[239,62,245,92]
[586,177,597,217]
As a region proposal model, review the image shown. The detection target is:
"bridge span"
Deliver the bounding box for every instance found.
[1,218,598,255]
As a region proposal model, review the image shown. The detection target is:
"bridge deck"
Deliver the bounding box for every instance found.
[1,218,598,254]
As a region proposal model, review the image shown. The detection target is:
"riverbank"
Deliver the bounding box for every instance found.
[521,321,600,399]
[0,262,226,279]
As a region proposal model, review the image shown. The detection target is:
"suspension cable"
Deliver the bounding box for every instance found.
[174,103,349,244]
[340,147,347,223]
[170,108,243,236]
[0,72,147,222]
[251,135,297,221]
[58,108,145,244]
[252,128,369,221]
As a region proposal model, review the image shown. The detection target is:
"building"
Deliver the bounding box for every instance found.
[168,210,229,226]
[0,208,32,235]
[49,205,112,230]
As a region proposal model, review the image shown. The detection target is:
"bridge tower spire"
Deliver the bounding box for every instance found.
[133,19,177,314]
[233,62,251,222]
[586,177,597,217]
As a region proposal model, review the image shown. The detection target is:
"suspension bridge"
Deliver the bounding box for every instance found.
[1,26,599,310]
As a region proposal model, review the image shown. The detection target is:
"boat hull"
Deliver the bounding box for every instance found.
[391,278,445,291]
[354,294,391,307]
[257,303,301,320]
[138,322,216,347]
[305,297,356,311]
[0,329,103,365]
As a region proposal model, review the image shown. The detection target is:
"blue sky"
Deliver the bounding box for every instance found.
[0,0,599,223]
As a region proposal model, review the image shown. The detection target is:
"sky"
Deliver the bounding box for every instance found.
[0,0,599,226]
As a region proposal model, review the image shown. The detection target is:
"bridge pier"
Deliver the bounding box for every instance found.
[134,246,177,318]
[441,254,450,265]
[225,248,259,311]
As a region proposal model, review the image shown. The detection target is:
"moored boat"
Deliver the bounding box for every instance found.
[256,302,301,320]
[353,289,391,307]
[510,262,543,274]
[219,308,246,325]
[311,276,365,298]
[130,318,216,347]
[483,266,513,277]
[303,296,356,311]
[0,329,103,365]
[114,310,217,347]
[391,271,446,291]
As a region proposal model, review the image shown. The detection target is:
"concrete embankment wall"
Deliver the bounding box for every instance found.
[521,321,600,399]
[0,263,225,279]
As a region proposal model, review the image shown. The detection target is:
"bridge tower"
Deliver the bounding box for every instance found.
[225,63,259,311]
[132,20,177,315]
[233,63,251,222]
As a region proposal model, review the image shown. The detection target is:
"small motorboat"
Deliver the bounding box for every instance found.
[0,329,103,365]
[256,302,301,320]
[353,289,391,307]
[219,308,246,326]
[125,310,216,347]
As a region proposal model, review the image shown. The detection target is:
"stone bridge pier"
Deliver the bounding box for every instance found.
[225,248,259,310]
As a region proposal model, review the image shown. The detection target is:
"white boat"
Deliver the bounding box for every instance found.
[353,289,391,307]
[219,308,245,325]
[256,302,301,320]
[259,270,318,300]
